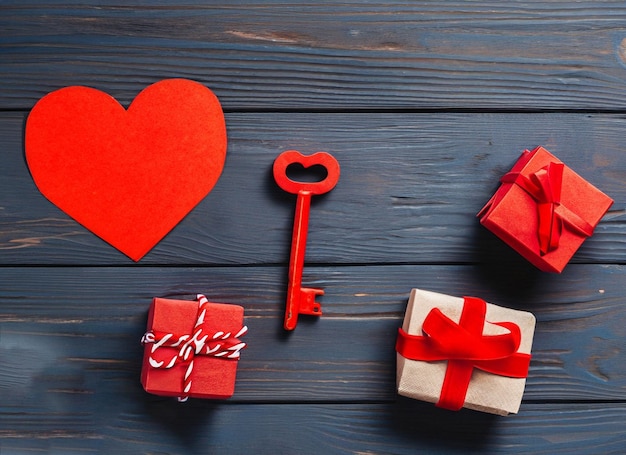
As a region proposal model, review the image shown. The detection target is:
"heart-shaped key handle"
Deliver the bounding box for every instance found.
[273,150,340,195]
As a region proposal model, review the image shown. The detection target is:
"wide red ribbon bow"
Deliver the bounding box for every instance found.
[501,162,593,255]
[395,296,531,411]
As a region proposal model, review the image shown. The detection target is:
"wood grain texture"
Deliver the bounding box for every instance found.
[3,1,626,110]
[1,402,625,454]
[2,111,623,265]
[0,265,624,403]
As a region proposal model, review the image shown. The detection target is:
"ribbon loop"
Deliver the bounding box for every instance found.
[531,162,564,254]
[396,296,531,411]
[501,161,593,255]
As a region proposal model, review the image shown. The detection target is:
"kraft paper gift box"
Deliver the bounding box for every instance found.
[141,294,247,400]
[396,289,535,415]
[478,146,613,273]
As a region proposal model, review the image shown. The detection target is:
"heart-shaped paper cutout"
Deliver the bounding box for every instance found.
[25,79,227,261]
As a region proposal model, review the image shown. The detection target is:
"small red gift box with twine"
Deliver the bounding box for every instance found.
[396,289,535,415]
[141,294,247,401]
[478,146,613,273]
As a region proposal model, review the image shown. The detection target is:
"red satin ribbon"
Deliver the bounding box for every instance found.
[501,162,593,255]
[396,296,531,411]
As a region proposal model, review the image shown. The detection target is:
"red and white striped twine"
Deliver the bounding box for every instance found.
[142,294,247,402]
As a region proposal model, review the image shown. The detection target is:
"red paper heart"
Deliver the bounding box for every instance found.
[25,79,227,261]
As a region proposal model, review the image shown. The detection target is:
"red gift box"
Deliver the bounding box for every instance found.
[141,294,247,400]
[478,146,613,273]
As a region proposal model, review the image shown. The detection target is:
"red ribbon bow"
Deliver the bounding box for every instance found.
[501,162,593,255]
[395,296,531,411]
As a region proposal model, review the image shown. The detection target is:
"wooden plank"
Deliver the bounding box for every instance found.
[1,402,625,454]
[3,2,626,110]
[1,264,624,403]
[2,111,624,265]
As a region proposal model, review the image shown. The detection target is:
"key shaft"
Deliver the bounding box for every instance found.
[284,190,324,330]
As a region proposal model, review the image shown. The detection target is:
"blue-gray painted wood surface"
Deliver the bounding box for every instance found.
[3,1,626,111]
[1,2,625,454]
[1,112,624,265]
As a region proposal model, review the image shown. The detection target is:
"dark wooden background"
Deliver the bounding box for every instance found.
[1,2,625,454]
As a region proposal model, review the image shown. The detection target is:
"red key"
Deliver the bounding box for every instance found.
[273,150,341,331]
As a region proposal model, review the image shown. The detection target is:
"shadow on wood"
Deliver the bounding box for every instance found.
[389,395,499,451]
[470,219,544,303]
[142,396,220,450]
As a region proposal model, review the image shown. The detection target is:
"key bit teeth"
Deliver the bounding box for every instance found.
[300,287,324,315]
